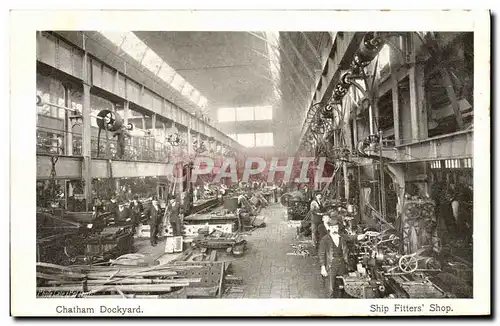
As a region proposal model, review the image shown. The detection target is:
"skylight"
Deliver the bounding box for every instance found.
[99,31,209,112]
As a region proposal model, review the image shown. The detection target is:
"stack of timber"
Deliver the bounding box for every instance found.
[37,248,231,299]
[36,262,204,299]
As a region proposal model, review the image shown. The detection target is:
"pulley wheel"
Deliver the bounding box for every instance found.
[398,255,418,273]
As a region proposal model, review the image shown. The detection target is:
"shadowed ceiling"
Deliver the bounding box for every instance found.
[135,32,275,110]
[134,31,330,153]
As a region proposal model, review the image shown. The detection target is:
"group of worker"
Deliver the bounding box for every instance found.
[101,193,190,247]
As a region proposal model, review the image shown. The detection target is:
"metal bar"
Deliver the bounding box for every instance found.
[278,46,311,92]
[440,68,464,130]
[391,75,401,146]
[379,130,386,219]
[282,32,315,80]
[82,83,92,211]
[300,32,322,65]
[63,85,73,156]
[247,31,311,92]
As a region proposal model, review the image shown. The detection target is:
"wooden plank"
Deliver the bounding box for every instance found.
[217,262,225,298]
[45,278,202,286]
[38,284,177,292]
[186,286,218,298]
[224,275,243,285]
[208,249,217,262]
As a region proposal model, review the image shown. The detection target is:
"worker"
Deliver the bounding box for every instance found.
[220,183,228,199]
[129,195,144,231]
[182,191,192,217]
[106,197,119,217]
[116,203,133,224]
[319,218,366,298]
[167,196,182,237]
[309,192,324,254]
[302,184,313,204]
[146,196,162,246]
[318,212,333,242]
[272,183,278,203]
[113,125,132,159]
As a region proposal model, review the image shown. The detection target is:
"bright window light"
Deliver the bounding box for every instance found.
[198,97,208,109]
[181,83,193,97]
[190,89,201,104]
[99,31,210,117]
[171,74,185,91]
[227,134,237,140]
[217,108,235,122]
[142,49,163,74]
[377,44,391,75]
[237,133,255,148]
[255,133,274,147]
[121,34,148,62]
[236,107,254,121]
[254,105,273,120]
[99,31,128,47]
[157,64,176,83]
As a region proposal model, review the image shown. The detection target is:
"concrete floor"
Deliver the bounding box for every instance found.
[226,203,326,298]
[131,203,326,298]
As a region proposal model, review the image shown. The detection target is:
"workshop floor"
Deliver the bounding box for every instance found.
[227,203,327,298]
[131,203,326,298]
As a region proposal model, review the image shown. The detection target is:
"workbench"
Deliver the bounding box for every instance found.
[191,197,220,214]
[184,209,242,233]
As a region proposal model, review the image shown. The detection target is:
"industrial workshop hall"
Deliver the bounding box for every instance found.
[35,30,474,300]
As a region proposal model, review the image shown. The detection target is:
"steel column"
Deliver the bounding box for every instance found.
[391,75,401,145]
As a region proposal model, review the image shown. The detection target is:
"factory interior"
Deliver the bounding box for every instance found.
[36,31,474,299]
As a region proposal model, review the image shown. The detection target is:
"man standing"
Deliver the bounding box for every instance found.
[167,197,182,237]
[302,184,313,204]
[309,192,324,253]
[113,125,132,159]
[129,195,144,232]
[116,204,133,224]
[318,212,333,243]
[146,196,162,246]
[319,218,366,298]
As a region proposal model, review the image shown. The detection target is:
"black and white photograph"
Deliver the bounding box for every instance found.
[10,9,490,317]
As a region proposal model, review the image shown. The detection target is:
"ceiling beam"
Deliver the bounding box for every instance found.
[282,32,315,81]
[247,31,310,93]
[300,32,322,65]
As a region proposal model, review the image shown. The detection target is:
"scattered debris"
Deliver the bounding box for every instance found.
[286,244,311,257]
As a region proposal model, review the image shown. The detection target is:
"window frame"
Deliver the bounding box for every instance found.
[254,132,274,147]
[217,107,236,122]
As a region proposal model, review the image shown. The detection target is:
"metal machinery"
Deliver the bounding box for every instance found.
[298,32,473,298]
[338,227,448,298]
[280,190,309,221]
[36,97,138,266]
[36,209,134,266]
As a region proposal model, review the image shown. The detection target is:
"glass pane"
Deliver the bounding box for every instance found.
[377,44,391,76]
[236,107,254,121]
[121,34,148,62]
[181,83,193,97]
[100,31,128,47]
[190,89,201,104]
[57,97,65,119]
[237,133,255,148]
[255,133,274,147]
[142,49,163,73]
[254,105,273,120]
[198,97,208,109]
[157,64,176,83]
[217,108,235,122]
[227,134,237,140]
[171,74,185,91]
